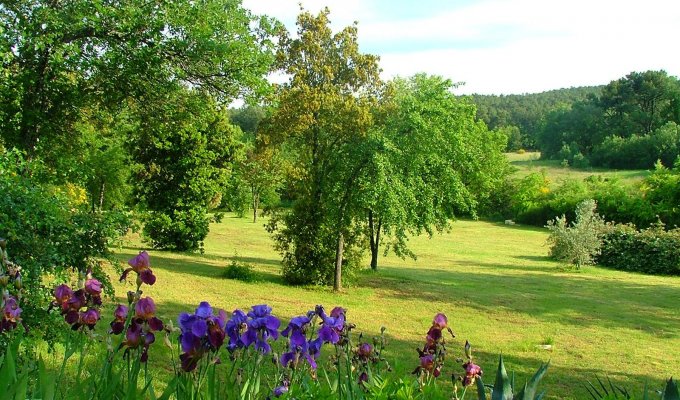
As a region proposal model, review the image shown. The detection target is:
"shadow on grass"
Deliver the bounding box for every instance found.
[513,255,553,263]
[361,266,680,337]
[111,249,285,284]
[149,299,666,400]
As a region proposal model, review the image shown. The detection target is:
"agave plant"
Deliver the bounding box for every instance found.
[474,355,550,400]
[585,376,679,400]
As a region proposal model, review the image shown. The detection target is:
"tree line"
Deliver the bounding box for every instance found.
[472,71,680,170]
[1,2,508,290]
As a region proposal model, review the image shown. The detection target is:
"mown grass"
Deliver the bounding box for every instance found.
[102,214,680,399]
[507,151,650,184]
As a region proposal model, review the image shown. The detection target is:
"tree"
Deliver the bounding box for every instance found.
[261,8,380,289]
[363,74,510,270]
[0,0,276,194]
[132,91,241,251]
[600,70,680,137]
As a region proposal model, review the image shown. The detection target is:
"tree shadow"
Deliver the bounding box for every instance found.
[110,249,284,284]
[145,299,668,400]
[360,266,680,337]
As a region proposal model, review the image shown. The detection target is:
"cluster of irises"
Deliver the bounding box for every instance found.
[51,271,103,331]
[412,313,483,391]
[0,238,23,333]
[40,248,484,399]
[414,313,453,378]
[109,251,167,362]
[176,304,354,373]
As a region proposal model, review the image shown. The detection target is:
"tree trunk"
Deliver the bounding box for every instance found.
[98,180,106,212]
[333,232,344,291]
[252,191,259,223]
[368,210,382,270]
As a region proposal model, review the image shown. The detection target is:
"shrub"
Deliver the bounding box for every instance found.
[222,258,256,282]
[598,223,680,275]
[0,149,129,339]
[143,207,210,252]
[546,199,607,268]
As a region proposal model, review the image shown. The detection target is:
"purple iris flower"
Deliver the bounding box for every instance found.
[226,309,248,352]
[135,297,164,331]
[280,337,322,370]
[1,295,22,332]
[80,308,100,329]
[272,385,289,397]
[462,362,483,386]
[178,301,228,371]
[110,304,129,334]
[357,342,373,359]
[121,251,156,286]
[317,306,345,344]
[53,284,73,310]
[281,315,311,347]
[241,304,280,354]
[85,278,102,296]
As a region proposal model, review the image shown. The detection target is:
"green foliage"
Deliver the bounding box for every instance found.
[591,122,680,169]
[536,71,680,169]
[504,172,664,229]
[644,159,680,228]
[472,86,601,150]
[222,258,256,282]
[546,199,607,268]
[0,150,128,337]
[133,92,242,251]
[261,8,381,287]
[143,208,212,253]
[0,0,276,166]
[585,376,680,400]
[363,74,510,270]
[598,223,680,275]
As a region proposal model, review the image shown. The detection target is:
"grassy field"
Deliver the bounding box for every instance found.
[507,151,650,183]
[106,214,680,399]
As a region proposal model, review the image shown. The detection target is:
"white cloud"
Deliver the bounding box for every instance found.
[243,0,680,94]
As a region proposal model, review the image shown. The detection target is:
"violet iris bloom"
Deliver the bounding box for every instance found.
[357,342,373,359]
[80,308,100,329]
[317,306,345,344]
[432,313,447,330]
[178,302,228,371]
[280,337,322,370]
[241,304,280,354]
[110,304,129,334]
[135,297,164,331]
[1,295,21,332]
[225,309,248,352]
[121,251,156,286]
[272,385,289,397]
[53,284,73,310]
[462,362,483,386]
[84,278,102,295]
[281,315,311,347]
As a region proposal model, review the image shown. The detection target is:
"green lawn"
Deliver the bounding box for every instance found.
[109,214,680,399]
[507,152,650,184]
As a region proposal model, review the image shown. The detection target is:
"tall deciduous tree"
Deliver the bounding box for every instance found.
[600,70,680,136]
[364,74,509,270]
[133,91,241,251]
[261,8,380,289]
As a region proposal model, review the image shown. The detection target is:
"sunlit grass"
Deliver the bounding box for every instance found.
[506,151,650,184]
[104,214,680,399]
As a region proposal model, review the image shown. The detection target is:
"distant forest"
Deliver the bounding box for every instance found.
[470,70,680,169]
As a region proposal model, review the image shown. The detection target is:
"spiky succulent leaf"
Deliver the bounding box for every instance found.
[476,375,487,400]
[514,361,550,400]
[663,378,679,400]
[491,355,513,400]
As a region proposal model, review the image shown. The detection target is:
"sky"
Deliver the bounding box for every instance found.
[242,0,680,95]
